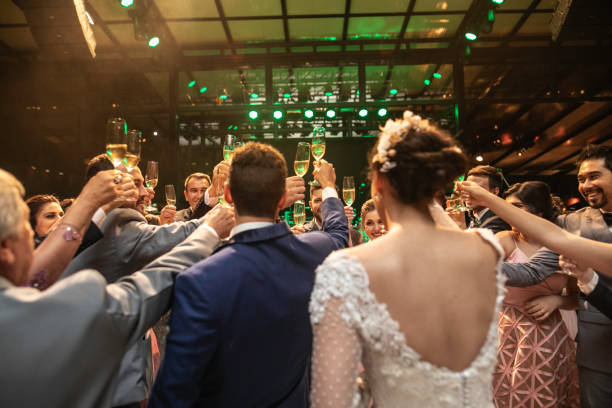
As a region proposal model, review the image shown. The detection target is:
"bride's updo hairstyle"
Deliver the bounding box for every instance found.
[370,110,467,204]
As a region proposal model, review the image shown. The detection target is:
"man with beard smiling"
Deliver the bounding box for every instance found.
[501,144,612,408]
[60,155,235,408]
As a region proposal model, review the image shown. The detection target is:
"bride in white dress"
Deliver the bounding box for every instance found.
[309,111,506,407]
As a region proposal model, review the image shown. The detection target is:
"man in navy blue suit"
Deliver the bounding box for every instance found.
[149,142,349,407]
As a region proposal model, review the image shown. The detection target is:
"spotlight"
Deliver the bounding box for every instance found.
[476,155,484,162]
[389,88,398,95]
[491,0,504,4]
[250,92,259,99]
[358,108,368,118]
[188,80,196,88]
[304,109,314,119]
[199,87,207,93]
[325,109,336,119]
[248,110,259,120]
[433,73,442,79]
[148,36,160,47]
[120,0,134,7]
[465,32,477,41]
[424,79,431,86]
[273,110,283,120]
[377,108,388,117]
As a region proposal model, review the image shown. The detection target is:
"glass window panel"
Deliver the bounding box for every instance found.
[107,24,152,48]
[363,44,396,50]
[347,16,405,39]
[88,0,131,21]
[0,27,38,50]
[166,21,227,45]
[144,72,169,105]
[413,0,470,12]
[286,0,345,15]
[351,0,410,14]
[221,0,281,17]
[290,46,315,52]
[429,64,453,91]
[472,41,503,47]
[389,64,436,95]
[289,18,343,40]
[404,15,462,39]
[409,41,449,49]
[183,49,222,56]
[154,0,219,18]
[537,0,557,9]
[2,0,27,24]
[236,48,268,54]
[480,13,522,37]
[228,19,285,42]
[317,45,343,52]
[91,25,113,48]
[497,0,534,10]
[517,12,552,36]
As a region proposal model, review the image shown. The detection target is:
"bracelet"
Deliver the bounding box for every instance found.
[56,223,83,243]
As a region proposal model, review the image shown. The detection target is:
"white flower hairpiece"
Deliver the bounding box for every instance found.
[374,110,431,172]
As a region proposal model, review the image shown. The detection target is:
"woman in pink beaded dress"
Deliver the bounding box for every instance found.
[493,181,580,407]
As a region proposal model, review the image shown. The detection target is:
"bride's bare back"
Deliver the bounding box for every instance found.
[343,225,500,372]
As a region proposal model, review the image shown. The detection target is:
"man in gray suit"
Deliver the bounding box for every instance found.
[502,144,612,408]
[61,156,226,407]
[0,168,232,407]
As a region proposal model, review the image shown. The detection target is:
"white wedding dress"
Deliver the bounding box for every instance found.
[309,229,506,408]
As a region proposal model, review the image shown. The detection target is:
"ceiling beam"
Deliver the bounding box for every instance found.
[540,132,612,173]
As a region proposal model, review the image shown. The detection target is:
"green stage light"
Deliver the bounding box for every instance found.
[326,109,336,119]
[188,80,196,88]
[433,73,442,79]
[491,0,504,4]
[250,93,259,99]
[424,79,431,86]
[324,91,333,97]
[120,0,134,7]
[273,110,283,120]
[389,88,398,95]
[248,110,259,120]
[219,94,228,100]
[377,108,387,117]
[283,93,291,98]
[488,9,495,22]
[199,87,207,93]
[304,109,314,119]
[358,108,368,118]
[465,32,477,41]
[148,37,160,47]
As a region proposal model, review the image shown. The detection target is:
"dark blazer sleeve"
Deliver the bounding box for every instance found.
[482,215,511,235]
[320,196,349,250]
[502,247,559,287]
[148,268,219,408]
[74,222,103,257]
[585,279,612,320]
[190,195,213,220]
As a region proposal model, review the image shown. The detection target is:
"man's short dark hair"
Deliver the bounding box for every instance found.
[577,144,612,173]
[467,165,503,194]
[229,142,287,218]
[85,154,114,181]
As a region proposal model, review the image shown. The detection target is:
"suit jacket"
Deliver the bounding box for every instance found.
[469,208,511,234]
[61,208,203,405]
[502,207,612,373]
[149,197,349,408]
[586,280,612,320]
[0,226,219,408]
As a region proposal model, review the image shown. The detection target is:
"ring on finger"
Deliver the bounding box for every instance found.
[113,174,122,184]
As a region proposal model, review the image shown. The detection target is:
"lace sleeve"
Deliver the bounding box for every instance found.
[311,296,363,408]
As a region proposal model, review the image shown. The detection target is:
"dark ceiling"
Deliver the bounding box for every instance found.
[0,0,611,201]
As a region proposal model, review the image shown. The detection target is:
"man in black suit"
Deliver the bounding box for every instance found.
[465,165,511,234]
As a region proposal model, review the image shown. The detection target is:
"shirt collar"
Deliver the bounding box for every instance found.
[230,221,274,238]
[475,208,489,220]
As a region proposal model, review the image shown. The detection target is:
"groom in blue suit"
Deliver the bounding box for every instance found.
[149,142,348,407]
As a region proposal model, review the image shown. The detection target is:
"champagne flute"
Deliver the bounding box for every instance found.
[165,185,176,207]
[342,176,355,206]
[293,201,305,226]
[125,129,142,171]
[294,142,310,177]
[223,134,236,163]
[144,161,158,213]
[311,127,326,161]
[105,117,127,168]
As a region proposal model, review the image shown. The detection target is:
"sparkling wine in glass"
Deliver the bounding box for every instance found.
[293,201,305,226]
[165,185,176,207]
[125,129,142,171]
[342,176,355,206]
[294,142,310,177]
[105,117,127,168]
[144,161,158,213]
[223,134,236,162]
[311,127,326,161]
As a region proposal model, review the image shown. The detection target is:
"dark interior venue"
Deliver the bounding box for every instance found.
[1,1,612,407]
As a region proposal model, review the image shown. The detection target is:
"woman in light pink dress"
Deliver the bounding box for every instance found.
[493,181,580,408]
